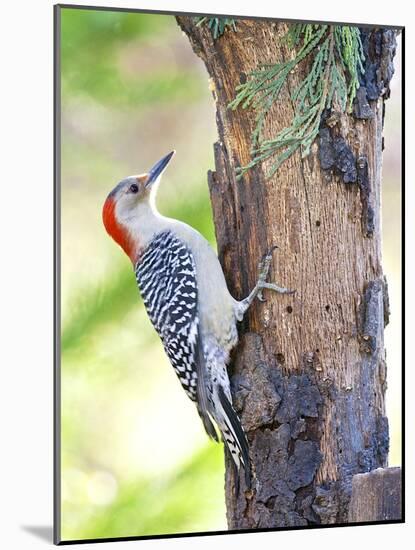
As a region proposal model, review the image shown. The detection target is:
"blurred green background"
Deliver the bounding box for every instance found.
[60,8,402,541]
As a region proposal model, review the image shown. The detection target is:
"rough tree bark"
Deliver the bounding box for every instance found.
[177,18,398,528]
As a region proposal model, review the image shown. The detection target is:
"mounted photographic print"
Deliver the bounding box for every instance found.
[54,4,404,544]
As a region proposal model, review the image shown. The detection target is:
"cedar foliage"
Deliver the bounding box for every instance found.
[228,24,365,178]
[195,17,236,39]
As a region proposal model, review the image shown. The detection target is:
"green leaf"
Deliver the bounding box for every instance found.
[195,17,236,40]
[229,24,365,178]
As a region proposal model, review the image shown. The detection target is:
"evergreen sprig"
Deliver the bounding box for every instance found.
[195,17,236,40]
[229,24,365,178]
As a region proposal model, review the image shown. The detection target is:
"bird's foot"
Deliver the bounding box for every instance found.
[256,246,295,302]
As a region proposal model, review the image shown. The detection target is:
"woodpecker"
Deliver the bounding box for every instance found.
[103,151,293,490]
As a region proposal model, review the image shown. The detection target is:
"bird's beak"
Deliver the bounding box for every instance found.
[145,151,176,188]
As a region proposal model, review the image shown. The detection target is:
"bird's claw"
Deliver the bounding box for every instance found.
[255,245,294,302]
[257,290,266,302]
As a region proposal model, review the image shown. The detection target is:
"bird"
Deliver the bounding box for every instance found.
[102,151,294,490]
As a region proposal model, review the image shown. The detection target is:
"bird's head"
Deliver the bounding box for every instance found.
[102,151,175,262]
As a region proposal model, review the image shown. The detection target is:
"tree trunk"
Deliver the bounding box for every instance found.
[177,17,397,528]
[348,467,402,522]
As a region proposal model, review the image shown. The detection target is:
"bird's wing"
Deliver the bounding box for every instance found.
[134,230,201,403]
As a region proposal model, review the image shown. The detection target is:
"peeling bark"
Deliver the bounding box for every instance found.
[176,17,397,528]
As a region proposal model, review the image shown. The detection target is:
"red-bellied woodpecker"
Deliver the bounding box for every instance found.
[103,151,294,490]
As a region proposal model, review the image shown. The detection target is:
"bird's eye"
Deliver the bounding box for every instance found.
[129,183,139,194]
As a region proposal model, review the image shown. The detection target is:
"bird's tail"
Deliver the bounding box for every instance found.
[196,335,251,489]
[216,385,251,490]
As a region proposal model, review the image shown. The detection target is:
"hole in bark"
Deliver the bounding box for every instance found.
[286,306,293,314]
[296,485,315,513]
[240,205,245,212]
[303,417,320,440]
[315,348,320,353]
[325,304,330,311]
[265,496,276,510]
[276,353,285,364]
[316,220,321,227]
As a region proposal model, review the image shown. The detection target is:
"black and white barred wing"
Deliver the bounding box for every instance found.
[135,231,199,401]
